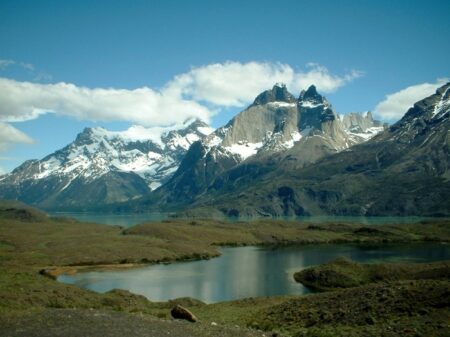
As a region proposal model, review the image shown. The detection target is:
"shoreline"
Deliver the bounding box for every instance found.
[41,252,223,279]
[45,240,450,280]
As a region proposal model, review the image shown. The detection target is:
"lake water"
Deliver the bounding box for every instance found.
[49,212,170,228]
[58,242,450,303]
[49,212,438,229]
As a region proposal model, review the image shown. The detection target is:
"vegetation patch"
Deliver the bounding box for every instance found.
[248,280,450,336]
[294,257,450,290]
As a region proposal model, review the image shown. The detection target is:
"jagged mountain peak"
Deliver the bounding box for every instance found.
[205,83,383,159]
[299,84,322,101]
[392,82,450,135]
[297,85,336,131]
[184,118,209,129]
[73,127,99,145]
[252,83,296,106]
[298,85,330,106]
[418,81,450,119]
[167,119,213,138]
[339,111,386,142]
[216,83,301,155]
[437,81,450,96]
[341,112,375,129]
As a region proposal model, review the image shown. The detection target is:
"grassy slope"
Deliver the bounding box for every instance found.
[294,257,450,290]
[248,279,450,337]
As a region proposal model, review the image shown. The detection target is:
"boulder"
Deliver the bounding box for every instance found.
[170,305,197,322]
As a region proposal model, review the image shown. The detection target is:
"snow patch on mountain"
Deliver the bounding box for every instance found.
[432,87,450,118]
[197,126,215,135]
[347,126,385,141]
[267,101,297,108]
[299,101,324,109]
[224,141,264,160]
[282,131,302,148]
[339,112,386,143]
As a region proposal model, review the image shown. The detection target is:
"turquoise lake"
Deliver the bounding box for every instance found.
[49,212,439,228]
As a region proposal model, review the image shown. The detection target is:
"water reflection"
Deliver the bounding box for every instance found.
[59,243,450,303]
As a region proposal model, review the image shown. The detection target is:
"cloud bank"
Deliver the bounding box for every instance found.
[0,78,212,126]
[0,62,361,128]
[0,58,35,71]
[0,122,34,152]
[0,59,16,70]
[374,78,449,121]
[166,62,362,107]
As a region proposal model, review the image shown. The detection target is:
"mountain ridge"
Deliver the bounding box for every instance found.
[185,82,450,217]
[0,119,213,209]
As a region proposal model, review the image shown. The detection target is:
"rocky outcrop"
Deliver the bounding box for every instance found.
[171,305,198,322]
[251,82,296,105]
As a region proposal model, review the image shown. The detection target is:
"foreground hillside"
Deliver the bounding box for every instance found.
[1,202,450,336]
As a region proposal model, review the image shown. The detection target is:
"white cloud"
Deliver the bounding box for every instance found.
[33,72,53,82]
[0,59,36,71]
[374,78,449,121]
[0,122,34,151]
[293,63,363,94]
[0,59,15,70]
[0,78,212,127]
[0,61,362,130]
[166,61,362,107]
[20,62,35,71]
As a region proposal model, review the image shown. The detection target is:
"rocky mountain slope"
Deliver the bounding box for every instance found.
[0,120,213,210]
[148,84,384,207]
[189,82,450,217]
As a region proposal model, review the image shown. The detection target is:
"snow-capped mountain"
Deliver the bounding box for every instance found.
[194,84,383,162]
[151,84,385,206]
[0,119,213,209]
[340,111,387,142]
[192,81,450,217]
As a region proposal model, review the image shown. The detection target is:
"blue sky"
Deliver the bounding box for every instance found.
[0,0,449,172]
